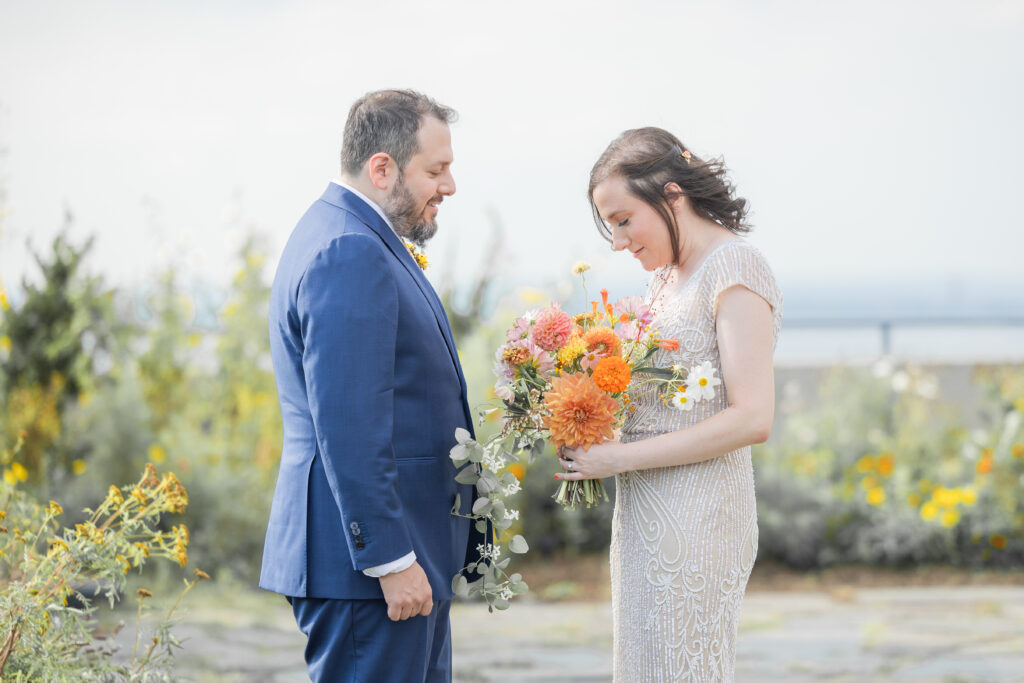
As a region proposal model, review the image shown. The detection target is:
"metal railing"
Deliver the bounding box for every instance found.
[783,316,1024,356]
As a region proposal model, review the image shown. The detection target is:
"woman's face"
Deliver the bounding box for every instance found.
[592,175,675,271]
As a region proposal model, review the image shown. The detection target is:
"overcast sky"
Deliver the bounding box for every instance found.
[1,0,1022,305]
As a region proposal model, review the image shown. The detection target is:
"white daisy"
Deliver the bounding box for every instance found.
[686,361,721,401]
[670,388,694,412]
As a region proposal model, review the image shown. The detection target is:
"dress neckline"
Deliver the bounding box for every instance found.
[648,239,744,312]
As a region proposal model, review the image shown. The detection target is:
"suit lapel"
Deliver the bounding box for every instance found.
[319,184,470,408]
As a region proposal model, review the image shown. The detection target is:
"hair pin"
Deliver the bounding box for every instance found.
[681,150,692,165]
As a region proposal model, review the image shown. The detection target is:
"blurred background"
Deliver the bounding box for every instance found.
[1,0,1023,680]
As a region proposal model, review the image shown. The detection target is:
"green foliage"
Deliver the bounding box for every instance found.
[0,442,199,681]
[754,362,1024,569]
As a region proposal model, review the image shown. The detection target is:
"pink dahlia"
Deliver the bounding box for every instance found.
[530,306,573,351]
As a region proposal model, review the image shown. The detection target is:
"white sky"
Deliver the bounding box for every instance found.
[1,0,1022,303]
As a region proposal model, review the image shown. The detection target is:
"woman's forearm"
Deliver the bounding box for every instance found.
[617,404,771,472]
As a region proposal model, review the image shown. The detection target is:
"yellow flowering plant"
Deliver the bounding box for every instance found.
[0,439,203,681]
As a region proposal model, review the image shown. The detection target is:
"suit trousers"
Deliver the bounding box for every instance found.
[288,596,452,682]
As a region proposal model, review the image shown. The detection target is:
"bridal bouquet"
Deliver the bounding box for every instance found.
[451,265,719,610]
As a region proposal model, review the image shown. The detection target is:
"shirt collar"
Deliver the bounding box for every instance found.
[331,179,399,238]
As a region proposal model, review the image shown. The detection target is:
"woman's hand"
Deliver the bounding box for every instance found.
[556,441,627,481]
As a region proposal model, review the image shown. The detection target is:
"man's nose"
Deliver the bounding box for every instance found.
[440,171,455,196]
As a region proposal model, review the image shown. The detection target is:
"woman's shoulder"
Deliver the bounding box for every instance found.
[701,237,782,314]
[702,237,774,277]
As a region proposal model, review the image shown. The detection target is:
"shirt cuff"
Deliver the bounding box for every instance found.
[361,551,417,578]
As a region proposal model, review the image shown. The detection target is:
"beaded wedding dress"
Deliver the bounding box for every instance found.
[611,240,782,682]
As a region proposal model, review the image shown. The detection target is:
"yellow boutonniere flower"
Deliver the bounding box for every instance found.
[403,239,428,270]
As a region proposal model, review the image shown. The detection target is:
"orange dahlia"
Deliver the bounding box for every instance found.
[543,373,618,449]
[592,355,631,393]
[582,325,621,357]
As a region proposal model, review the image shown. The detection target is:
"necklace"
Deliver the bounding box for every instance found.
[646,266,676,317]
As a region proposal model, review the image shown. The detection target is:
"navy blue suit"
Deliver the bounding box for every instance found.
[260,183,477,681]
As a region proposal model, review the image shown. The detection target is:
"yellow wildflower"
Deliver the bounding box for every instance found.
[907,492,922,507]
[3,470,14,485]
[0,286,8,310]
[856,455,876,473]
[148,444,166,464]
[0,336,10,353]
[934,487,958,508]
[866,487,886,506]
[106,485,124,506]
[920,501,939,521]
[940,509,961,528]
[71,459,86,476]
[960,487,978,506]
[1012,443,1024,459]
[134,542,151,557]
[131,486,147,506]
[861,476,878,491]
[47,500,63,516]
[11,462,27,482]
[876,453,894,476]
[918,479,932,493]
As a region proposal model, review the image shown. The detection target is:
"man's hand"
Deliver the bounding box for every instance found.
[378,561,432,622]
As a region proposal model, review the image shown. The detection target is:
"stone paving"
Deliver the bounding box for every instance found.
[125,585,1024,682]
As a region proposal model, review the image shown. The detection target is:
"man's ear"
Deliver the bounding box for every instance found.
[368,152,396,191]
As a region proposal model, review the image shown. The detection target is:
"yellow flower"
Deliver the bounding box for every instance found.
[940,509,961,528]
[148,444,166,464]
[876,453,894,476]
[71,459,86,476]
[960,487,977,506]
[856,455,876,473]
[0,336,10,353]
[187,333,202,348]
[402,239,428,270]
[556,335,587,367]
[572,261,591,275]
[3,470,14,485]
[861,476,878,491]
[866,487,886,506]
[11,462,27,483]
[1012,443,1024,459]
[47,500,63,516]
[907,492,922,507]
[0,286,9,310]
[918,479,932,493]
[934,487,958,508]
[920,501,939,521]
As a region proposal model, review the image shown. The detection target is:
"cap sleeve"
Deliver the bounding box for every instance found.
[705,241,783,345]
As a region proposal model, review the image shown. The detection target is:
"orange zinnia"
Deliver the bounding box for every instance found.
[544,373,618,449]
[592,356,631,393]
[656,338,679,351]
[583,326,620,357]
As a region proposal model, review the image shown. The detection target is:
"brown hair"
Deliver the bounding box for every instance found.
[587,127,750,262]
[341,89,457,176]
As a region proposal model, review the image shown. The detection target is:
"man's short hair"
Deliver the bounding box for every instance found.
[341,89,456,176]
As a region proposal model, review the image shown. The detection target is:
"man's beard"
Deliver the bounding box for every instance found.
[381,175,438,247]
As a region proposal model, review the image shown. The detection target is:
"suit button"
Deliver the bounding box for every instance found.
[349,522,360,535]
[355,541,365,550]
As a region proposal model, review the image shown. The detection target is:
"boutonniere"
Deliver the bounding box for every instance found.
[403,239,429,270]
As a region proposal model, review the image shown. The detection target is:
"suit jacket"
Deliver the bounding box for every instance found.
[259,183,478,600]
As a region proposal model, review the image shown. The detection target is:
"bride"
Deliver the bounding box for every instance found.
[556,127,782,681]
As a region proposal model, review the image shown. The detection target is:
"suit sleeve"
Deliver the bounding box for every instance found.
[297,233,413,570]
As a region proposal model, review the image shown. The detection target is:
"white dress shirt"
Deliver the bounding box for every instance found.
[330,179,417,579]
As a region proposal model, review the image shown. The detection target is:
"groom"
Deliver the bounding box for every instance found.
[259,90,479,682]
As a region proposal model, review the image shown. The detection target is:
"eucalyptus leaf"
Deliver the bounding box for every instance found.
[455,466,479,485]
[494,518,512,531]
[509,573,522,583]
[510,581,529,595]
[497,557,510,570]
[449,444,467,463]
[492,598,510,610]
[472,497,492,515]
[509,535,529,554]
[476,564,488,575]
[451,574,469,598]
[477,470,500,494]
[454,427,472,444]
[475,520,488,533]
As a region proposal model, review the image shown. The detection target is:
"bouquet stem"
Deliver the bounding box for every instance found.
[554,478,609,510]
